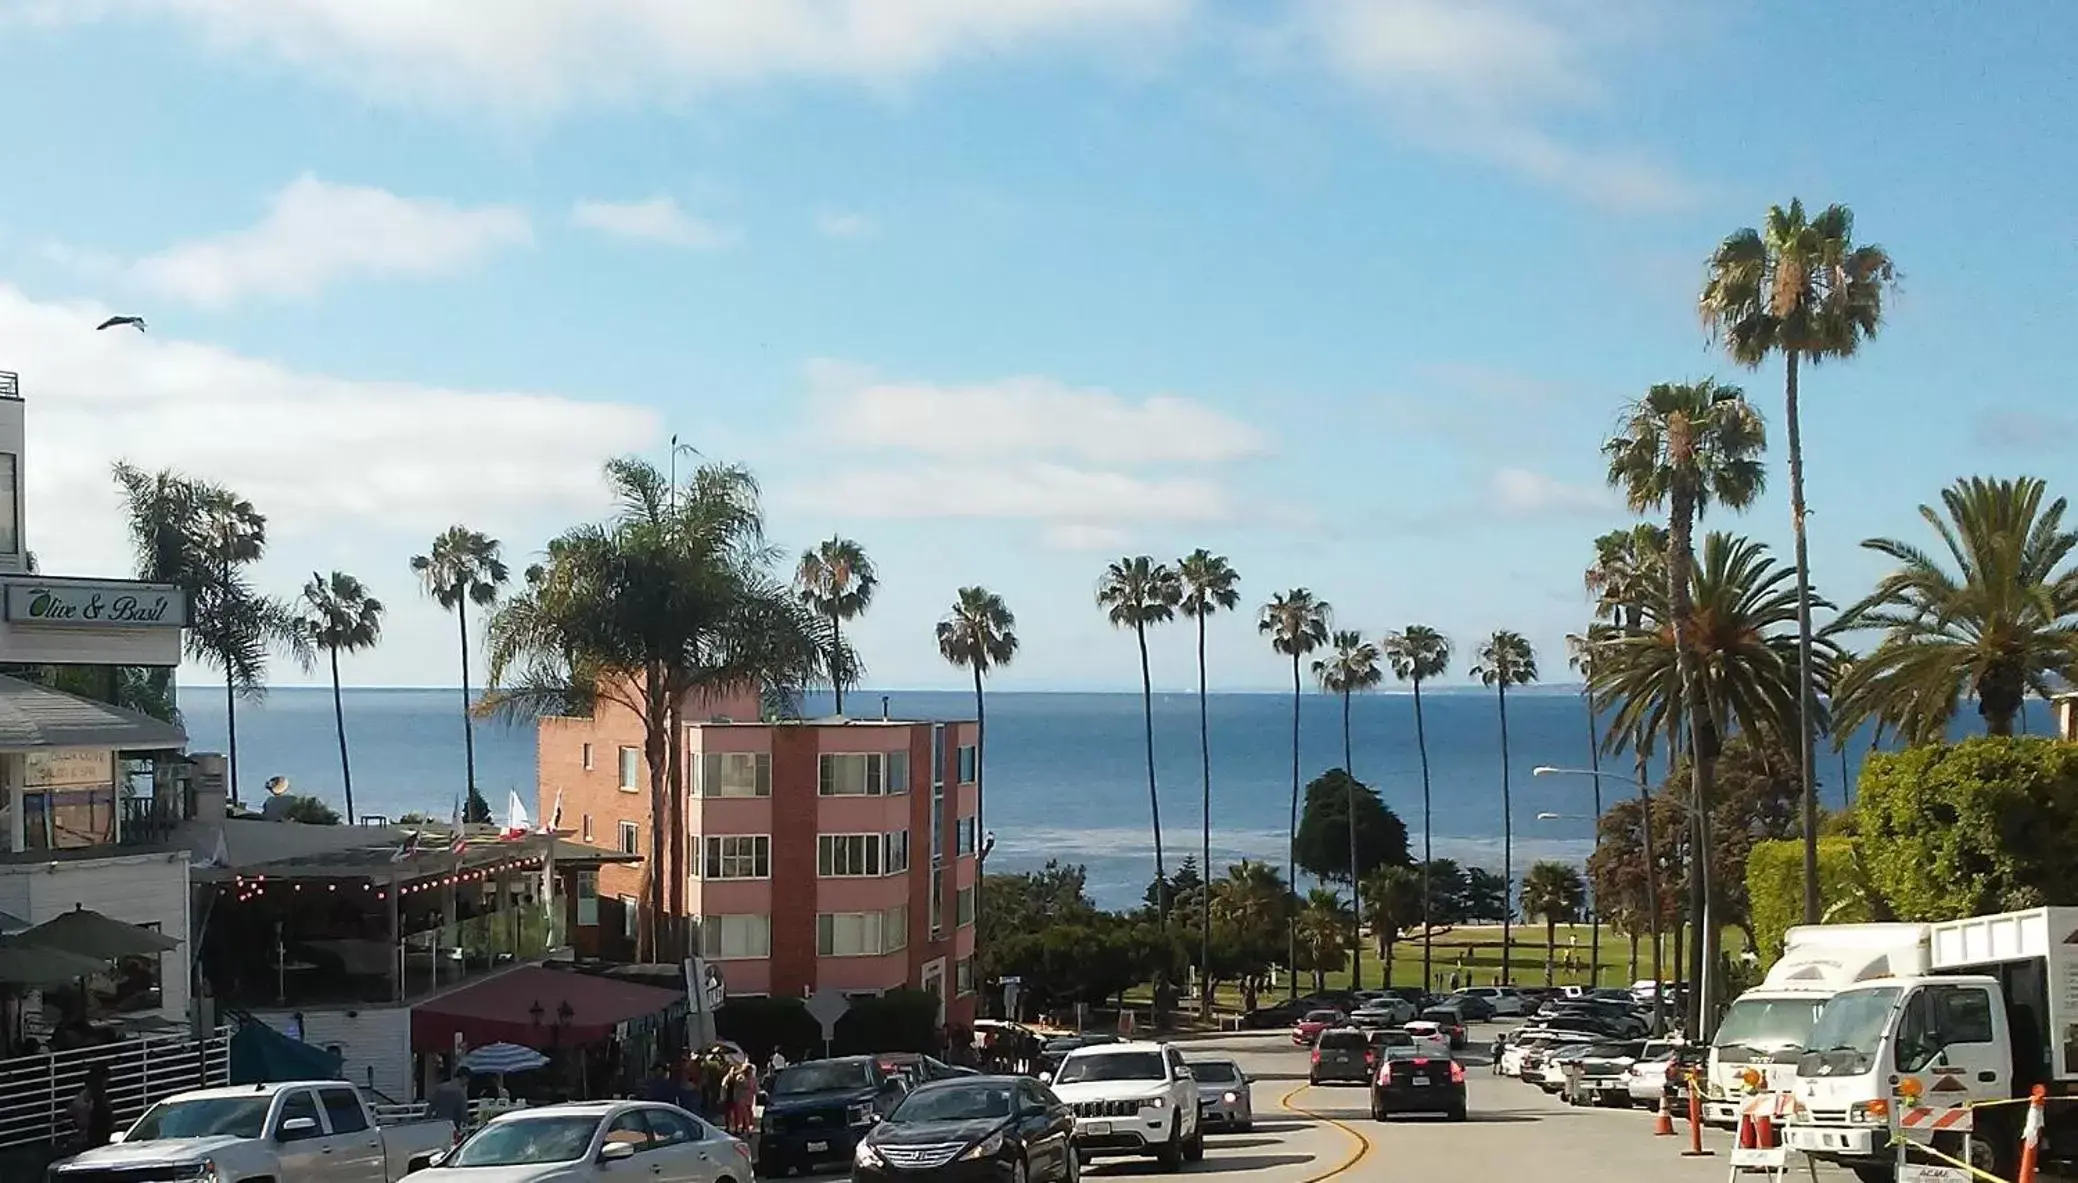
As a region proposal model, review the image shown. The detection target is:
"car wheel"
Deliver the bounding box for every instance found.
[1013,1153,1030,1183]
[1184,1130,1204,1163]
[1307,1073,1320,1086]
[1156,1129,1184,1172]
[754,1157,787,1178]
[1065,1144,1082,1183]
[1449,1105,1468,1122]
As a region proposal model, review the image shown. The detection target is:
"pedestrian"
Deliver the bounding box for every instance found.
[725,1059,757,1136]
[1490,1032,1507,1075]
[428,1067,470,1133]
[67,1064,114,1153]
[767,1046,790,1078]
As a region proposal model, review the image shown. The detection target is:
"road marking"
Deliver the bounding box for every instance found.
[1278,1084,1374,1183]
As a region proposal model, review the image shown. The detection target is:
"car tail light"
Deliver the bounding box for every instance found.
[1450,1062,1466,1084]
[1311,1048,1320,1063]
[1365,1050,1376,1065]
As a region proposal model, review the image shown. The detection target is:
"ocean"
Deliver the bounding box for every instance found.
[173,685,2052,909]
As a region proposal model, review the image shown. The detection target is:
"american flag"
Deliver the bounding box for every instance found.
[449,798,468,856]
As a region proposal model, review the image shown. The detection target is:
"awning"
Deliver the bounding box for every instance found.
[0,938,108,987]
[410,965,686,1053]
[16,906,181,961]
[0,674,188,752]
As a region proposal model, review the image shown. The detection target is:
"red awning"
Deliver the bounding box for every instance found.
[411,965,686,1053]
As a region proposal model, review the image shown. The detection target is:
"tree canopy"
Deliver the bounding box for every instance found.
[1293,769,1410,885]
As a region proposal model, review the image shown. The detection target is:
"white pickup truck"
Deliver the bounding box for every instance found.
[48,1079,454,1183]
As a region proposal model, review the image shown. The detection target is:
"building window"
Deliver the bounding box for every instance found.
[618,746,641,791]
[581,743,594,771]
[884,830,911,875]
[957,744,977,784]
[929,868,944,936]
[930,781,944,865]
[817,910,900,957]
[931,724,945,787]
[576,870,598,926]
[956,817,977,857]
[888,750,910,795]
[701,914,772,960]
[956,885,975,927]
[0,453,17,556]
[704,835,770,879]
[817,834,883,878]
[701,752,772,798]
[618,821,640,855]
[619,895,638,940]
[885,905,908,953]
[955,958,974,995]
[819,753,887,796]
[581,813,594,843]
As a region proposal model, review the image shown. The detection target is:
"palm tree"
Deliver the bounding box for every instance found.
[1833,476,2078,742]
[1384,624,1451,990]
[1295,887,1353,994]
[1603,378,1767,1034]
[1097,557,1183,934]
[794,536,877,714]
[1178,548,1240,1009]
[1313,630,1383,987]
[1564,624,1616,983]
[938,586,1019,969]
[299,571,385,824]
[1703,199,1897,927]
[111,463,305,804]
[412,527,510,824]
[1209,860,1291,1010]
[1260,588,1331,997]
[1470,629,1537,984]
[1361,864,1424,984]
[1520,861,1588,986]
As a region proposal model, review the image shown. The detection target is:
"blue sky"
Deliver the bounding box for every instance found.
[0,1,2071,693]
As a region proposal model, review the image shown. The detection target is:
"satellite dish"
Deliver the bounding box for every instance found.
[265,776,291,797]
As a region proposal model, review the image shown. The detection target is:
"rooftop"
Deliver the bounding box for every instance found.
[0,674,187,753]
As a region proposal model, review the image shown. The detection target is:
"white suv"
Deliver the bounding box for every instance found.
[1045,1040,1203,1171]
[1455,985,1530,1017]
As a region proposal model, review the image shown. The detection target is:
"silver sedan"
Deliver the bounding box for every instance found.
[1188,1058,1254,1133]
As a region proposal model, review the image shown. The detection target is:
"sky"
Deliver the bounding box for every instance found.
[0,1,2072,694]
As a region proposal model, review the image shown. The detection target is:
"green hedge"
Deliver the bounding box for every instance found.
[1747,837,1870,968]
[1857,737,2078,921]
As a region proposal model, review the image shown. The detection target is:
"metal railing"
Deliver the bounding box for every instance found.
[0,1027,232,1152]
[0,372,17,400]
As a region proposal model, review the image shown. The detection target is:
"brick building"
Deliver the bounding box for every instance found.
[538,690,980,1025]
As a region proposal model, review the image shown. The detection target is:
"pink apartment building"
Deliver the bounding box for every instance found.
[538,688,980,1026]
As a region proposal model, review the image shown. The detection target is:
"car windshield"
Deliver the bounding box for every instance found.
[1319,1030,1367,1050]
[1056,1051,1165,1084]
[1798,988,1902,1076]
[892,1083,1014,1122]
[126,1097,272,1141]
[1714,997,1826,1063]
[774,1061,876,1095]
[1370,1031,1414,1047]
[1419,1011,1457,1023]
[448,1116,601,1166]
[1188,1062,1241,1084]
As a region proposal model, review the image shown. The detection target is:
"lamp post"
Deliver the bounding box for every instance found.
[1534,765,1663,1034]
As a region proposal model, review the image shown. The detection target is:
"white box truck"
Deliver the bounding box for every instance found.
[1785,906,2078,1183]
[1704,923,1933,1128]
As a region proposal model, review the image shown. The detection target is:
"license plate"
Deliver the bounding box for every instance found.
[806,1141,828,1153]
[1411,1077,1429,1086]
[1086,1121,1111,1135]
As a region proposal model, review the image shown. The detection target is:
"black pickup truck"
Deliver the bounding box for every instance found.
[757,1056,912,1176]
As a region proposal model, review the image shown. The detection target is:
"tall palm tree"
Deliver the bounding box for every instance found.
[1470,629,1538,984]
[1520,861,1587,986]
[1361,864,1424,984]
[1097,556,1183,934]
[412,527,511,824]
[1260,589,1330,998]
[1313,630,1383,988]
[1833,476,2078,742]
[794,536,877,714]
[111,463,305,804]
[938,586,1020,970]
[1384,624,1451,990]
[1564,625,1616,984]
[1603,378,1767,1034]
[1177,548,1240,1008]
[298,571,385,824]
[1703,199,1898,926]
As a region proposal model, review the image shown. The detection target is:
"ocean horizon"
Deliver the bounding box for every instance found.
[171,685,2052,910]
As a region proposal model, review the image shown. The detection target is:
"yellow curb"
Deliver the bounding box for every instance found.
[1279,1083,1374,1183]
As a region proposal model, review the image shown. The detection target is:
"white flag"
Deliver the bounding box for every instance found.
[2024,1096,2045,1147]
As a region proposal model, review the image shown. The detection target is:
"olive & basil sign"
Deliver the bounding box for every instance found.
[4,581,188,628]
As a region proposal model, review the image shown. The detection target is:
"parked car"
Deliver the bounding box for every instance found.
[50,1080,453,1183]
[854,1075,1076,1183]
[1291,1009,1343,1046]
[1624,1043,1685,1107]
[1550,1003,1648,1038]
[1538,1043,1596,1093]
[1037,1035,1119,1077]
[1414,1006,1468,1049]
[1310,1028,1378,1086]
[1348,997,1416,1025]
[1439,993,1494,1022]
[876,1052,979,1089]
[1452,986,1529,1017]
[1187,1059,1254,1133]
[1240,1000,1313,1030]
[1048,1040,1202,1171]
[1566,1040,1648,1106]
[1402,1022,1453,1058]
[1369,1048,1467,1122]
[757,1054,912,1176]
[410,1100,749,1183]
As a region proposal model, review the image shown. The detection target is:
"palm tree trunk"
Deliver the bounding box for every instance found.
[1545,917,1556,986]
[224,665,240,806]
[643,666,670,963]
[1636,731,1666,1036]
[1582,690,1603,984]
[1287,653,1301,1001]
[1840,744,1852,811]
[1784,348,1822,928]
[831,614,845,715]
[1628,933,1639,982]
[1668,478,1720,1038]
[1136,622,1166,932]
[665,692,685,960]
[330,645,355,825]
[457,599,481,820]
[1195,613,1212,1018]
[1414,676,1434,993]
[1343,686,1362,990]
[973,662,990,999]
[1498,680,1513,986]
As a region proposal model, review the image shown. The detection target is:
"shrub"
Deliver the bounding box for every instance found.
[833,989,941,1056]
[716,996,821,1063]
[1746,837,1870,967]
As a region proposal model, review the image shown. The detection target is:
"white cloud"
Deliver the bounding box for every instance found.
[807,364,1266,465]
[814,210,879,241]
[1489,467,1615,517]
[572,197,736,250]
[127,175,531,308]
[1041,523,1131,551]
[77,0,1192,110]
[0,281,658,587]
[788,462,1232,525]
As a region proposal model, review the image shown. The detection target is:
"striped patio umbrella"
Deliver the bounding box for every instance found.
[462,1042,551,1075]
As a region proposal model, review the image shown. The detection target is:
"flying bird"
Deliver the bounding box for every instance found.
[96,316,147,332]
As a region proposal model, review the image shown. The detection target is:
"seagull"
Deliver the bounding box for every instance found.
[96,316,147,332]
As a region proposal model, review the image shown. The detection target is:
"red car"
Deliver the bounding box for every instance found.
[1291,1008,1344,1045]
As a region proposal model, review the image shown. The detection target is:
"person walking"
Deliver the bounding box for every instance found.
[427,1067,470,1134]
[725,1059,757,1136]
[67,1065,114,1153]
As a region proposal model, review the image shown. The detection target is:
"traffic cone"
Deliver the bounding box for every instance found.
[1654,1094,1677,1137]
[1737,1114,1757,1150]
[1755,1113,1775,1149]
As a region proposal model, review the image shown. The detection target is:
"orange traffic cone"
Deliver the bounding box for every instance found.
[1737,1115,1757,1150]
[1654,1094,1677,1137]
[1755,1113,1776,1149]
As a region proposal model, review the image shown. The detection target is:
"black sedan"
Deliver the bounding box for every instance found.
[854,1075,1079,1183]
[1369,1049,1467,1122]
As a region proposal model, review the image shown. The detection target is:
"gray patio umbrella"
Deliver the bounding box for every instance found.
[16,906,179,962]
[0,939,107,988]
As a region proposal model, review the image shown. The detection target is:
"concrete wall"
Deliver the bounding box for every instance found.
[248,1004,413,1102]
